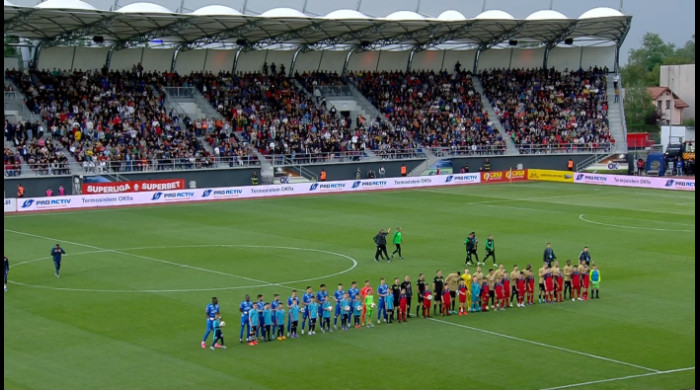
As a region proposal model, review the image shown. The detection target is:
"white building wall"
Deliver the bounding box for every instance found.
[580,46,614,71]
[660,64,695,121]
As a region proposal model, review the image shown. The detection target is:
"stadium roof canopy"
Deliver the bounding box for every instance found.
[3,3,631,50]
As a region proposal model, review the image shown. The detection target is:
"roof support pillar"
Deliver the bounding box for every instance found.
[171,45,182,73]
[105,44,117,70]
[407,46,419,72]
[342,47,356,76]
[232,47,243,73]
[472,44,485,74]
[289,46,304,77]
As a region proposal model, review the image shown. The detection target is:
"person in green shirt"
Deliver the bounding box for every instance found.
[364,293,375,328]
[484,234,496,265]
[391,227,404,260]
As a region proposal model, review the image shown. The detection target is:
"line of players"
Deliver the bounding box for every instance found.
[236,278,418,346]
[428,259,602,317]
[202,259,601,348]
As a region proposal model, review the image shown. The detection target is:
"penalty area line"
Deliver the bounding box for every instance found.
[539,366,695,390]
[428,317,658,373]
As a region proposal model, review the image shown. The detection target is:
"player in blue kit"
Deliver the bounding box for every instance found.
[286,289,300,337]
[316,283,329,312]
[377,278,389,323]
[340,293,352,330]
[262,303,273,341]
[255,294,266,339]
[333,283,345,330]
[352,295,362,328]
[201,297,220,349]
[275,305,286,340]
[386,289,395,323]
[248,305,259,346]
[321,299,333,333]
[270,293,282,336]
[348,281,360,325]
[307,296,319,335]
[289,301,301,338]
[301,286,314,335]
[239,294,254,343]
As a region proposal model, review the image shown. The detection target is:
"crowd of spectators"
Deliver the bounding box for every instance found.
[479,67,613,154]
[353,69,506,156]
[5,66,215,174]
[5,65,619,176]
[182,70,366,163]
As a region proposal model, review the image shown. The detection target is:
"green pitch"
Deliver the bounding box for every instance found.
[3,182,695,390]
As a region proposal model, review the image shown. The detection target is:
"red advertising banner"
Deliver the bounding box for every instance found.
[481,169,528,183]
[82,179,186,194]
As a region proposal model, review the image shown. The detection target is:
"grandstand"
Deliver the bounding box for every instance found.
[4,1,632,195]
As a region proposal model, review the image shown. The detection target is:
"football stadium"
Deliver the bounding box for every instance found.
[3,1,695,389]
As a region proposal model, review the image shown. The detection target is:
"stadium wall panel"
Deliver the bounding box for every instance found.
[73,47,109,71]
[476,49,511,72]
[204,49,236,73]
[411,50,445,72]
[347,51,380,72]
[38,47,75,71]
[317,51,346,74]
[175,50,206,75]
[293,51,323,73]
[236,50,266,73]
[376,51,410,72]
[581,46,615,71]
[511,48,546,70]
[110,48,144,71]
[141,48,175,73]
[442,50,476,73]
[548,47,582,70]
[4,57,20,70]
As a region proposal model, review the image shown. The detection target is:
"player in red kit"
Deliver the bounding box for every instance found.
[524,264,535,305]
[422,288,432,318]
[580,262,590,300]
[398,289,408,322]
[544,266,554,303]
[494,277,505,311]
[481,280,490,312]
[457,280,468,316]
[502,273,511,308]
[556,270,564,302]
[441,286,451,316]
[571,266,581,301]
[516,272,526,307]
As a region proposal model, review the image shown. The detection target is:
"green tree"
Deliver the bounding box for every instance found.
[624,87,661,133]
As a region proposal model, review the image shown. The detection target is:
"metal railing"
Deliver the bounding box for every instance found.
[317,85,353,97]
[430,145,508,157]
[511,142,615,155]
[70,155,260,174]
[268,150,367,166]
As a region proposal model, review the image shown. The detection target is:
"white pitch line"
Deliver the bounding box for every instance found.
[4,231,357,293]
[428,317,658,373]
[539,366,695,390]
[579,214,694,232]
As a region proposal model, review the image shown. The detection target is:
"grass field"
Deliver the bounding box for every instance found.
[3,181,695,390]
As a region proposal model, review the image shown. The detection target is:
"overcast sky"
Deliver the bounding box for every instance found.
[8,0,696,64]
